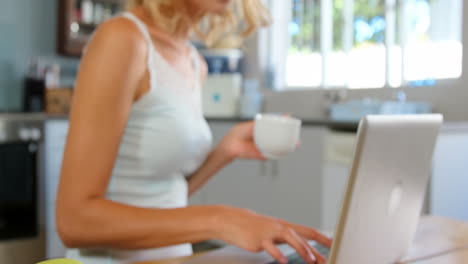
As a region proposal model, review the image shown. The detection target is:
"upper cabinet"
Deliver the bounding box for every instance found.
[57,0,124,57]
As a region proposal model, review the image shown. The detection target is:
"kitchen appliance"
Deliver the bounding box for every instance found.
[200,49,243,74]
[0,113,46,263]
[23,59,50,113]
[202,74,242,118]
[200,49,243,118]
[23,77,46,112]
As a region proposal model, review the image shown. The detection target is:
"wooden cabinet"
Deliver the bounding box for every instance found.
[57,0,124,56]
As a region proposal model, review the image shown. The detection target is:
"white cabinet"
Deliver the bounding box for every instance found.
[44,119,69,259]
[431,123,468,221]
[193,122,326,227]
[266,126,326,227]
[321,131,356,233]
[190,122,274,213]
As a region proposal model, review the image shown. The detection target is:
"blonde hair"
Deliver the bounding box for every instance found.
[126,0,271,49]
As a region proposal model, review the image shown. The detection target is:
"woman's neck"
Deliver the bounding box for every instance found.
[170,3,205,41]
[129,8,187,54]
[133,5,203,47]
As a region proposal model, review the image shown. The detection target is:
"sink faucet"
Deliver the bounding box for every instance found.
[395,90,407,103]
[324,89,349,116]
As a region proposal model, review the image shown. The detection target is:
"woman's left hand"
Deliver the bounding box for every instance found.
[217,121,267,160]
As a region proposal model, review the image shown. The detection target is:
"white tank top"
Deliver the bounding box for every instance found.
[66,12,213,264]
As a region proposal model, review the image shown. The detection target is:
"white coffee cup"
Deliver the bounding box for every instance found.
[254,114,302,159]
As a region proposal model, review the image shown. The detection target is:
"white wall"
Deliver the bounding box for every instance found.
[259,1,468,122]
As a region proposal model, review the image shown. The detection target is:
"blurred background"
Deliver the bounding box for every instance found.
[0,0,467,263]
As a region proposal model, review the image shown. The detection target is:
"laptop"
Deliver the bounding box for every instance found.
[183,114,443,264]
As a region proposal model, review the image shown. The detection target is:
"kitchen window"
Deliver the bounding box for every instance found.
[268,0,463,89]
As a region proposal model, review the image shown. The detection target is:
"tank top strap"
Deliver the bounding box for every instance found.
[121,12,153,46]
[121,12,157,89]
[189,44,202,84]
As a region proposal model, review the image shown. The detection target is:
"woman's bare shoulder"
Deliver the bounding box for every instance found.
[88,15,148,52]
[75,15,149,104]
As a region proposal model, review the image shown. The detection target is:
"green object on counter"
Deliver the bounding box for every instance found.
[36,259,83,264]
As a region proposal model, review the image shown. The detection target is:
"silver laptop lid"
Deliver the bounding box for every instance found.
[329,114,443,264]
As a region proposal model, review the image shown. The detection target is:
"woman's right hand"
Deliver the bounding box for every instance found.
[213,206,332,264]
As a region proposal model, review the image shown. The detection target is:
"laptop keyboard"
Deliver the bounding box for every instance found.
[267,244,330,264]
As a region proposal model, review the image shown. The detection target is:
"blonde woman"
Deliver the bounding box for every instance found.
[56,1,331,263]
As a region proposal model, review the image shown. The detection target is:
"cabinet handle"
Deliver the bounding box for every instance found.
[261,161,268,176]
[272,161,279,179]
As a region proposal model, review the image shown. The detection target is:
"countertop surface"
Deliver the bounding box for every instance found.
[3,113,468,133]
[0,112,360,131]
[204,117,359,132]
[43,114,360,132]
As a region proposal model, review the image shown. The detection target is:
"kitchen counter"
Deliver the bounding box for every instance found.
[0,113,360,132]
[0,112,48,121]
[5,113,468,134]
[202,117,359,132]
[48,113,468,133]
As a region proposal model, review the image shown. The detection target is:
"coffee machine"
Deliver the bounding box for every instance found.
[23,59,46,113]
[200,49,243,118]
